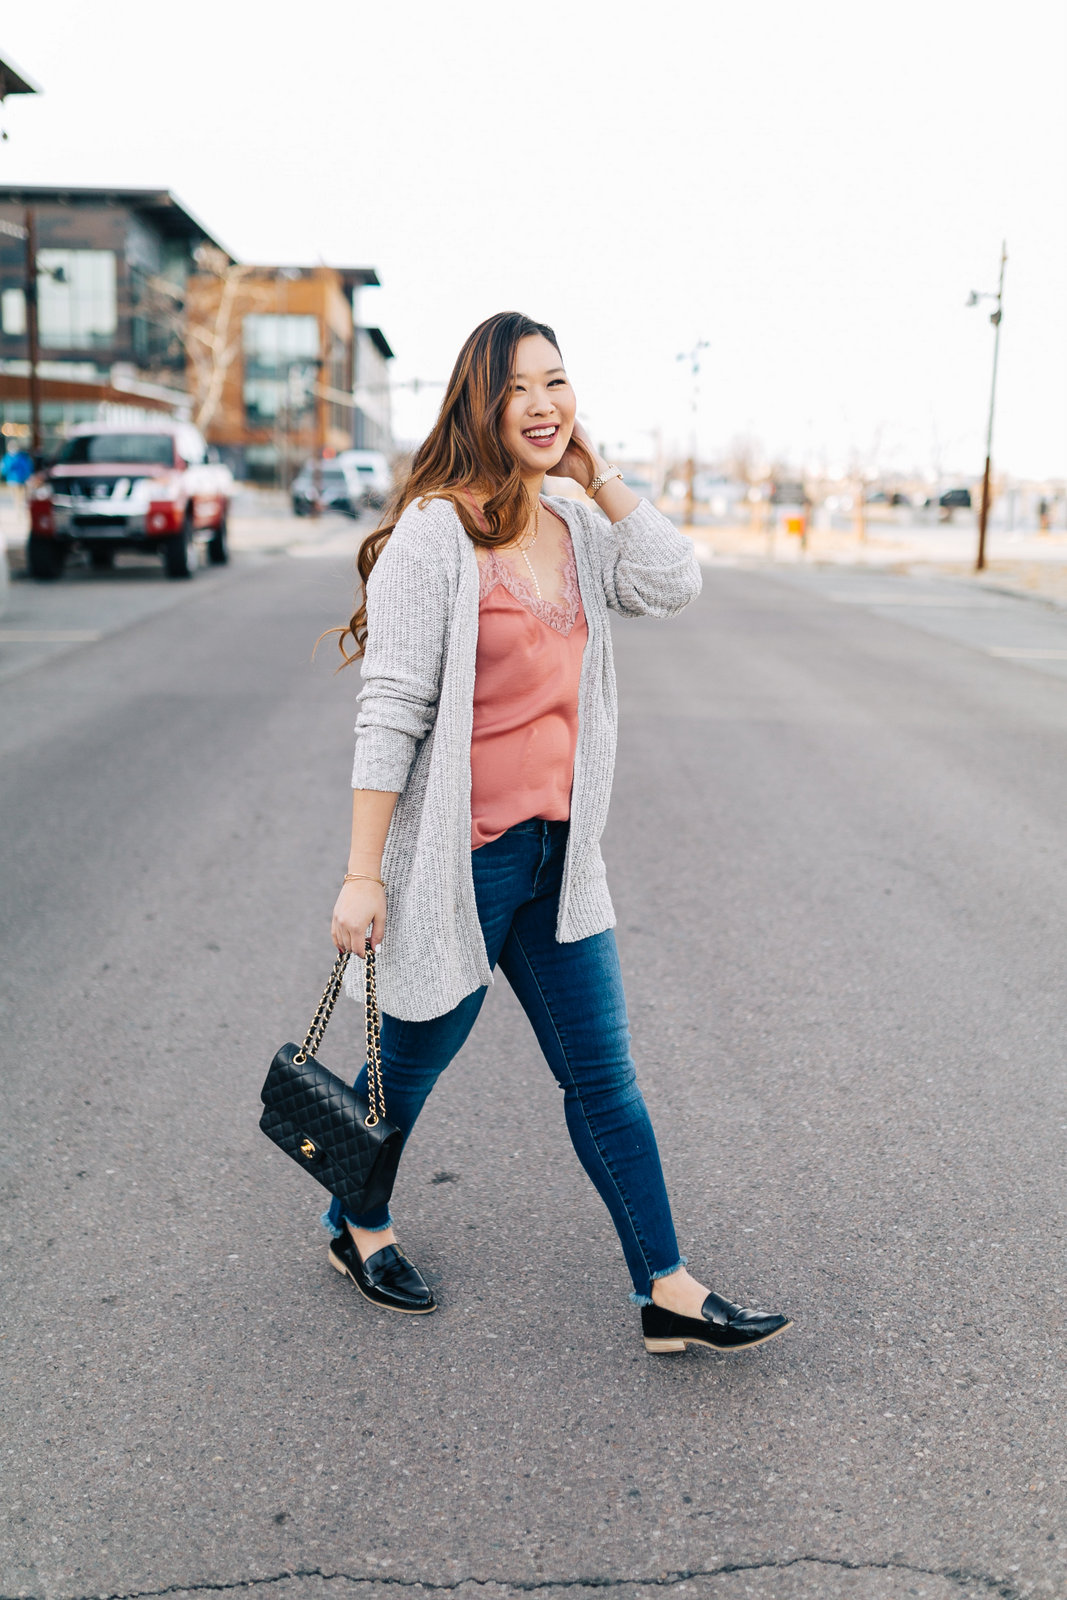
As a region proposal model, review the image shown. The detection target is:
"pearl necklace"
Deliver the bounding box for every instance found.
[517,500,542,600]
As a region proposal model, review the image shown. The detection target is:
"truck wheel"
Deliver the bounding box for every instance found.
[207,512,229,566]
[163,513,195,580]
[27,535,67,581]
[88,546,115,570]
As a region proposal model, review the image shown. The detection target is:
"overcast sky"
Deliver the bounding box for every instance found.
[3,0,1065,480]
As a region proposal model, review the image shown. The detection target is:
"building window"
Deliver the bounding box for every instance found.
[243,312,320,367]
[243,378,284,425]
[129,264,180,367]
[244,443,280,483]
[37,250,118,350]
[1,286,26,336]
[242,313,321,426]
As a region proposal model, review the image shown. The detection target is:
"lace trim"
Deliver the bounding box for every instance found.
[478,534,582,636]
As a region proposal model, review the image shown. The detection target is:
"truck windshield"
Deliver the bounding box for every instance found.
[57,434,175,467]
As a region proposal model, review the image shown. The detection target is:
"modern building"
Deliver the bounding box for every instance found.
[185,262,391,483]
[0,185,394,478]
[0,185,230,453]
[353,323,395,455]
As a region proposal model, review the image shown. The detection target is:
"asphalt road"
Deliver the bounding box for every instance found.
[1,543,1065,1600]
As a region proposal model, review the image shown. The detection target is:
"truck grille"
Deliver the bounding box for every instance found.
[59,477,145,499]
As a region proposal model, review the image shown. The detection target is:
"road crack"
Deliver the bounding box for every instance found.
[0,1555,1030,1600]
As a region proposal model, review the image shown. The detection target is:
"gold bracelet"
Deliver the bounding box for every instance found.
[588,465,623,498]
[343,872,384,887]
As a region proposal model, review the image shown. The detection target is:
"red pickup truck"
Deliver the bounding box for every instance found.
[27,420,233,580]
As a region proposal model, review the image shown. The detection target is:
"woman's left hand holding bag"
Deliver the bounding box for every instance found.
[332,877,386,957]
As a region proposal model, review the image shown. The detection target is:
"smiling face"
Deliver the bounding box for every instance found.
[499,333,577,478]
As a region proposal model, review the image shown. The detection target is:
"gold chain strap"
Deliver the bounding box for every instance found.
[294,951,348,1062]
[363,945,386,1128]
[293,944,387,1129]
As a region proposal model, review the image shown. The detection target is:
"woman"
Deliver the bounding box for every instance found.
[326,312,790,1356]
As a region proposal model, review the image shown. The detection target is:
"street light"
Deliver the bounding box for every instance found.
[967,240,1007,573]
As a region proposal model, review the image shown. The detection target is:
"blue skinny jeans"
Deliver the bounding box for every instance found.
[323,818,685,1304]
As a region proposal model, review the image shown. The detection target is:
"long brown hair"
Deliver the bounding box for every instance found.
[331,311,594,665]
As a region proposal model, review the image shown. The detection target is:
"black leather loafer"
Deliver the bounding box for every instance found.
[328,1229,437,1315]
[642,1290,790,1354]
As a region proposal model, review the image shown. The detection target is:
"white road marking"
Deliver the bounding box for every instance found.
[988,647,1067,659]
[0,629,104,643]
[825,594,998,608]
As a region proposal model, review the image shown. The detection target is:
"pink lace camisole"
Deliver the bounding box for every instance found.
[470,502,588,849]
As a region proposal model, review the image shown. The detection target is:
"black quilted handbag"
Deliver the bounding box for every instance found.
[259,945,402,1218]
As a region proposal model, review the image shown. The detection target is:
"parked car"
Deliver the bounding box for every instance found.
[337,449,392,510]
[939,487,972,509]
[27,421,233,580]
[866,490,912,507]
[770,479,807,507]
[290,459,365,518]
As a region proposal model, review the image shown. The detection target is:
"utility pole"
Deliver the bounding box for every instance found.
[311,355,325,516]
[24,208,43,462]
[969,241,1007,573]
[853,475,867,545]
[677,340,709,528]
[0,211,41,460]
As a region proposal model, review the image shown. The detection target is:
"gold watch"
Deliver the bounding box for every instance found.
[588,465,624,498]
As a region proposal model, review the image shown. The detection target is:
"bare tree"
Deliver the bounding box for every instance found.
[725,433,763,487]
[142,246,269,434]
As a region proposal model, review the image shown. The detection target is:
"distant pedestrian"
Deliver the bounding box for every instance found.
[322,311,790,1357]
[1,444,34,499]
[1037,498,1050,534]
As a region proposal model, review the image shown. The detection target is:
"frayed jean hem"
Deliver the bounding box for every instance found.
[629,1255,688,1307]
[319,1209,394,1238]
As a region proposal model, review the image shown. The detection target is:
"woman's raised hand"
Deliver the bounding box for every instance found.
[331,879,387,957]
[550,418,601,490]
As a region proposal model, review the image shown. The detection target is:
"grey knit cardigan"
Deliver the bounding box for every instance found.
[343,492,701,1021]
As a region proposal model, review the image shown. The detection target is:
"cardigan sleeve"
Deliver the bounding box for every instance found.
[582,497,703,618]
[351,513,450,793]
